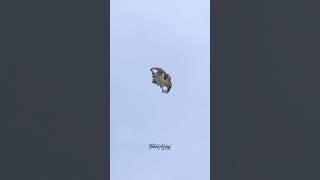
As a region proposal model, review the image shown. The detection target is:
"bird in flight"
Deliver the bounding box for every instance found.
[150,67,172,94]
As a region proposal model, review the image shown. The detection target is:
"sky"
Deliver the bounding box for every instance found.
[110,0,210,179]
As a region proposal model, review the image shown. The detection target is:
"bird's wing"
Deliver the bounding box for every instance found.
[150,67,166,74]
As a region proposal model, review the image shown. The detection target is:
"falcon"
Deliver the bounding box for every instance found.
[150,67,172,93]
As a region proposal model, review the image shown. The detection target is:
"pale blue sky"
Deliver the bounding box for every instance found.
[110,0,210,179]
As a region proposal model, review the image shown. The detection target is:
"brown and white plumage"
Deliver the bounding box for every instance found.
[150,67,172,93]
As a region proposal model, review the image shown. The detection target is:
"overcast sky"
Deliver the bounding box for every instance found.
[110,0,210,179]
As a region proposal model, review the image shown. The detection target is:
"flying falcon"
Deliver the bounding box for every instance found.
[150,67,172,94]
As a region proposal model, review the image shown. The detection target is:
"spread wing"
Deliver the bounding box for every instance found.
[150,67,166,74]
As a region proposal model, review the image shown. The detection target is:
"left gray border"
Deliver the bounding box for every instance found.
[1,0,110,179]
